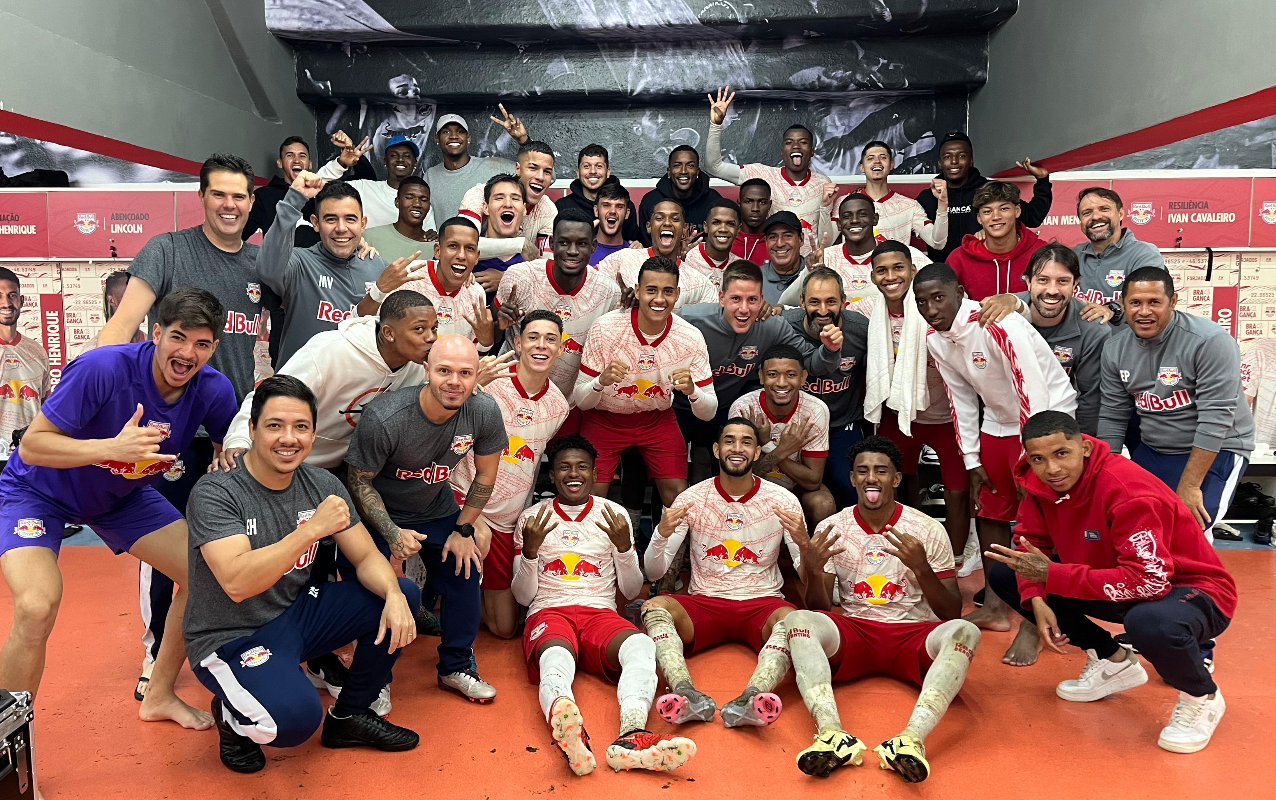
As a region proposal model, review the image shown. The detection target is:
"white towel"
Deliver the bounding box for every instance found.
[863,287,931,437]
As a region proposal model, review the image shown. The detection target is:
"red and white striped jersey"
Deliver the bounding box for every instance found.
[0,333,50,459]
[681,243,731,292]
[494,258,620,400]
[576,308,713,414]
[926,298,1078,468]
[450,372,569,533]
[668,476,804,601]
[514,495,633,615]
[742,163,833,251]
[822,502,955,623]
[873,190,948,251]
[597,247,717,308]
[728,389,830,490]
[459,187,557,247]
[402,260,490,348]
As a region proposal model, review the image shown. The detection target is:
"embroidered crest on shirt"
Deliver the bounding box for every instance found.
[739,346,758,361]
[971,351,988,370]
[1158,367,1182,386]
[1105,269,1125,288]
[247,282,262,303]
[636,353,656,371]
[839,356,857,371]
[514,406,534,427]
[451,434,474,454]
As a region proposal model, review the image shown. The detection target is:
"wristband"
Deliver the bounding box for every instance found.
[367,282,389,303]
[761,441,778,454]
[591,378,604,393]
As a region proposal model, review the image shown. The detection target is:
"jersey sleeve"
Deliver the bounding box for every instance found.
[126,234,174,300]
[803,399,830,457]
[703,123,745,184]
[1044,497,1174,604]
[201,373,241,444]
[1191,331,1245,453]
[688,332,718,421]
[1096,340,1133,451]
[986,318,1073,425]
[343,408,393,475]
[922,518,956,579]
[186,478,249,548]
[458,185,484,222]
[780,491,805,572]
[926,337,982,469]
[38,350,116,436]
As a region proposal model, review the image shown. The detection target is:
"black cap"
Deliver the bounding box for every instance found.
[763,210,802,234]
[940,131,973,149]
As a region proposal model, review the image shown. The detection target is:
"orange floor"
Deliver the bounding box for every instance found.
[4,548,1273,800]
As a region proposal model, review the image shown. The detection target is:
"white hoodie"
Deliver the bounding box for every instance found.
[223,315,426,468]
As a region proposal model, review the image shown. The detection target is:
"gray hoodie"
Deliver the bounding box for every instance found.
[257,188,389,365]
[1024,296,1115,436]
[1098,310,1253,457]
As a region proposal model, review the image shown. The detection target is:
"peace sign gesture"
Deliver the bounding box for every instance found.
[331,131,373,168]
[806,231,829,268]
[984,536,1052,583]
[490,104,529,144]
[707,86,736,125]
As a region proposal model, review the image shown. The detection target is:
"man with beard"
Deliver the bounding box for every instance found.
[361,177,437,262]
[469,174,528,303]
[785,437,978,783]
[781,268,869,510]
[705,88,835,250]
[637,146,723,240]
[591,181,634,266]
[1072,187,1165,308]
[641,419,808,729]
[460,141,559,260]
[426,109,531,223]
[733,179,772,266]
[345,335,504,703]
[0,268,50,465]
[916,132,1052,263]
[598,200,716,309]
[319,132,436,230]
[682,199,740,291]
[858,140,949,251]
[556,145,643,245]
[242,136,321,248]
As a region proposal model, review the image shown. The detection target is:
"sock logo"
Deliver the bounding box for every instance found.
[954,642,975,661]
[788,628,811,639]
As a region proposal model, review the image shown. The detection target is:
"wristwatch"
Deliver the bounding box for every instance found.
[1105,300,1124,324]
[453,522,476,539]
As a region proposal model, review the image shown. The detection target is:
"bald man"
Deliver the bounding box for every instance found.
[346,335,507,702]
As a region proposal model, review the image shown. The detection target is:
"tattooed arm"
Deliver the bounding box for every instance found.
[457,451,501,526]
[347,465,426,559]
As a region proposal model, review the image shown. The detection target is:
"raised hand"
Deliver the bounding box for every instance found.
[1079,301,1114,324]
[496,285,524,330]
[806,232,829,267]
[775,507,809,547]
[984,536,1051,583]
[388,527,427,559]
[1016,157,1049,180]
[599,357,629,388]
[113,404,177,464]
[745,407,773,444]
[977,293,1021,327]
[307,494,352,540]
[804,524,845,573]
[462,302,495,348]
[819,322,843,352]
[520,505,559,559]
[473,269,504,293]
[656,505,689,539]
[331,131,373,168]
[775,418,813,460]
[930,176,948,209]
[490,103,529,143]
[376,251,424,294]
[708,86,736,125]
[211,446,247,473]
[822,183,837,206]
[290,170,326,199]
[476,349,517,387]
[880,525,929,574]
[597,504,634,552]
[670,366,696,397]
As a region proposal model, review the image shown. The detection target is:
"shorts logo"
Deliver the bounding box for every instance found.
[839,356,857,371]
[971,351,987,370]
[246,282,261,303]
[308,586,319,598]
[1105,269,1125,288]
[1084,529,1101,541]
[74,213,98,235]
[529,622,549,641]
[1129,202,1154,225]
[636,353,656,372]
[1157,367,1182,386]
[514,406,534,427]
[451,434,474,455]
[162,459,185,482]
[13,518,45,539]
[739,346,758,361]
[239,646,272,668]
[1261,201,1276,226]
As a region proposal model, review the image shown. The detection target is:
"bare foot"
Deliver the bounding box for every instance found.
[139,691,213,730]
[1002,620,1042,666]
[963,604,1011,632]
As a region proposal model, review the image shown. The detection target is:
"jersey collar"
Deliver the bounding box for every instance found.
[511,371,550,401]
[852,502,903,535]
[645,246,681,266]
[697,243,729,269]
[0,332,20,347]
[758,389,799,424]
[553,496,594,521]
[782,170,811,187]
[545,259,585,297]
[629,306,672,347]
[427,260,461,298]
[714,475,761,504]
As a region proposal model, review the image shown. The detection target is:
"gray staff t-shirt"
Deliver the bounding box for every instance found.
[183,458,358,665]
[345,385,507,535]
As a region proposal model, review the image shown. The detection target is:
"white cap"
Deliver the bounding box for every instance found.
[435,114,468,134]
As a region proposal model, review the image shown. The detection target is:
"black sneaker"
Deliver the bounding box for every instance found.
[305,653,349,698]
[212,696,266,773]
[1255,513,1275,546]
[1231,482,1274,512]
[321,708,420,751]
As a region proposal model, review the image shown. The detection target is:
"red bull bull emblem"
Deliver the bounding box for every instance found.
[94,459,173,479]
[1053,346,1073,366]
[724,513,744,531]
[503,435,537,465]
[514,407,534,427]
[636,353,656,372]
[739,346,758,361]
[849,279,869,292]
[540,553,602,580]
[561,334,584,354]
[1262,201,1276,226]
[1,380,37,403]
[13,518,45,540]
[239,645,272,668]
[971,351,987,370]
[529,622,549,641]
[864,549,887,568]
[839,356,857,371]
[702,538,759,568]
[297,509,315,526]
[451,434,474,455]
[1105,269,1125,288]
[74,212,98,235]
[162,459,185,482]
[2,356,20,371]
[553,301,573,322]
[148,421,171,439]
[853,573,906,606]
[559,529,581,547]
[1129,202,1154,225]
[1157,367,1182,386]
[437,302,455,325]
[616,380,666,400]
[246,282,262,303]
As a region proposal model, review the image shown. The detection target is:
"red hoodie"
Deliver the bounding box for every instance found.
[946,223,1045,300]
[1011,436,1237,617]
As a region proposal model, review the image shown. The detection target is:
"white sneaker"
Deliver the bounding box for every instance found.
[1056,649,1149,702]
[370,685,392,717]
[1158,689,1225,753]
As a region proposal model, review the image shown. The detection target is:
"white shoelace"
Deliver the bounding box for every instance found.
[1169,693,1210,727]
[1077,653,1104,682]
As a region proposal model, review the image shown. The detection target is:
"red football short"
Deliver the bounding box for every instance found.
[877,410,968,492]
[977,432,1023,522]
[551,407,583,441]
[522,605,639,683]
[580,408,688,482]
[671,594,795,653]
[819,613,942,685]
[482,529,515,591]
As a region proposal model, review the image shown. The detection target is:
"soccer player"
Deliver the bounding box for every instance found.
[396,218,492,352]
[345,335,505,702]
[361,176,438,261]
[858,140,949,251]
[514,436,696,774]
[0,288,239,731]
[469,174,528,301]
[987,411,1236,754]
[590,181,635,265]
[1098,267,1253,539]
[682,198,740,291]
[495,210,620,404]
[556,144,643,244]
[459,140,558,259]
[572,257,717,509]
[597,200,716,308]
[186,376,421,773]
[733,179,772,266]
[945,181,1046,301]
[786,436,979,782]
[426,109,531,222]
[865,244,971,565]
[1073,186,1165,307]
[242,136,321,247]
[641,419,808,728]
[451,310,569,639]
[781,268,870,509]
[915,263,1076,636]
[915,132,1052,262]
[0,267,50,464]
[730,345,836,526]
[637,146,723,238]
[705,88,835,248]
[319,132,436,229]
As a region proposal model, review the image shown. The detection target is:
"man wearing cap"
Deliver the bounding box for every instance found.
[426,109,531,222]
[760,212,807,305]
[318,133,436,230]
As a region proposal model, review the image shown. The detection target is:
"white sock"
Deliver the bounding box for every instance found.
[642,606,692,690]
[906,619,980,741]
[538,646,577,722]
[745,619,791,694]
[616,634,658,734]
[786,610,844,734]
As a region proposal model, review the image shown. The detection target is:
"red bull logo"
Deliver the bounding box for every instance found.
[1261,201,1276,226]
[94,459,173,480]
[554,301,573,322]
[1129,202,1154,225]
[702,538,759,568]
[739,346,758,361]
[1053,346,1074,368]
[636,353,656,372]
[239,645,272,668]
[2,356,20,371]
[561,334,584,354]
[540,552,603,580]
[451,434,474,455]
[161,459,185,482]
[503,435,537,465]
[297,509,315,526]
[75,212,98,235]
[437,303,455,325]
[971,351,987,370]
[0,380,38,403]
[615,379,667,400]
[149,421,171,440]
[849,279,869,292]
[13,518,45,540]
[559,529,580,547]
[724,513,744,531]
[1136,389,1193,412]
[246,282,262,303]
[864,549,887,568]
[514,407,534,427]
[839,356,857,371]
[1105,269,1125,288]
[1157,367,1182,386]
[288,540,320,573]
[852,573,906,606]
